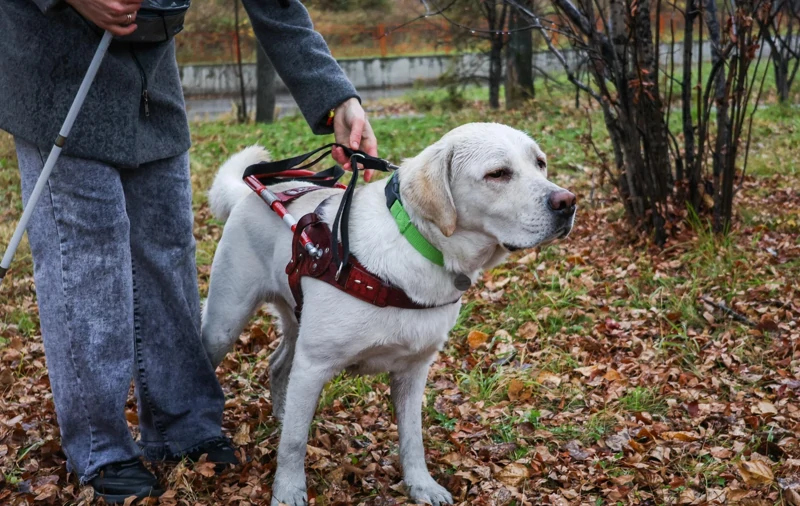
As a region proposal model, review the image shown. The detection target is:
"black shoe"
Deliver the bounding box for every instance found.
[89,458,164,504]
[167,438,240,473]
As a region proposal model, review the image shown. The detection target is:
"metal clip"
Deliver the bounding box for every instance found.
[335,263,344,281]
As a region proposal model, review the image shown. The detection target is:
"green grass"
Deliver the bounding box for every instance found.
[618,386,668,415]
[1,71,799,504]
[319,372,389,409]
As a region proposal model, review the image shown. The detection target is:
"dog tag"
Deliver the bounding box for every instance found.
[454,273,471,291]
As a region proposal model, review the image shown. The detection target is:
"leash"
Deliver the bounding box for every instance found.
[243,143,399,276]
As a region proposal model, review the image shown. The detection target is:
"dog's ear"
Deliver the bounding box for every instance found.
[402,141,457,237]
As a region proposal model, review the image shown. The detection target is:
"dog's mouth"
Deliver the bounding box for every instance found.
[503,226,572,252]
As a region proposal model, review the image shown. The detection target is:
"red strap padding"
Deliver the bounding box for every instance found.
[286,213,448,320]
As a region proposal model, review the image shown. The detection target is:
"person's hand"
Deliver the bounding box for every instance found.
[331,98,379,182]
[65,0,142,37]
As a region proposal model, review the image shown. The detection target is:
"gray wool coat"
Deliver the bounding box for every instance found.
[0,0,359,168]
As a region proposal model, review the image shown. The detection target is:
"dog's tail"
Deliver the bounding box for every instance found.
[208,145,271,222]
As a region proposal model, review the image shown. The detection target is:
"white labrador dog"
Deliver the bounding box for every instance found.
[201,123,576,506]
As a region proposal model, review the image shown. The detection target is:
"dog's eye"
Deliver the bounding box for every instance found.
[537,158,547,170]
[484,168,512,180]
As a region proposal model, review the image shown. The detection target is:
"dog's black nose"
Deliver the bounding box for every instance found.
[548,190,577,215]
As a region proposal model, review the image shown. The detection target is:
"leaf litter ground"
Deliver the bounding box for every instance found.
[0,92,798,506]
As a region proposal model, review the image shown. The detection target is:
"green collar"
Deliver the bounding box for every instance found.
[385,173,445,266]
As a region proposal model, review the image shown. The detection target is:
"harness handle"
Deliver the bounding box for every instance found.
[243,144,399,279]
[242,143,397,181]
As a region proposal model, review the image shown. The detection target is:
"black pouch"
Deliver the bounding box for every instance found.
[115,0,191,43]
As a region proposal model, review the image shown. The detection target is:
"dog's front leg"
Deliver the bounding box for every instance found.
[391,359,453,506]
[271,350,333,506]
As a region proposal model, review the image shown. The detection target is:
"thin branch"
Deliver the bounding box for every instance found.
[701,297,757,327]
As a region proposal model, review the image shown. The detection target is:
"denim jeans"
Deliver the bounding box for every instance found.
[15,137,226,483]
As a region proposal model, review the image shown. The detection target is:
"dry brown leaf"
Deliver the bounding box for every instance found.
[710,446,734,459]
[517,321,539,339]
[195,461,217,478]
[124,409,139,425]
[678,488,698,504]
[233,421,251,446]
[605,430,631,452]
[785,489,800,506]
[574,364,604,377]
[494,462,530,487]
[440,452,462,467]
[661,431,701,442]
[507,379,525,401]
[603,368,624,382]
[737,460,774,486]
[536,371,562,388]
[565,440,591,461]
[628,439,647,454]
[560,487,580,499]
[467,330,490,349]
[752,401,778,415]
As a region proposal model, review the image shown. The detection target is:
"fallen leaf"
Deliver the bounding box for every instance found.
[605,430,631,452]
[752,401,778,415]
[468,330,490,349]
[661,431,701,442]
[603,368,624,382]
[710,446,734,459]
[565,440,591,461]
[195,461,217,478]
[495,463,530,487]
[233,421,251,446]
[536,371,561,388]
[507,379,526,401]
[737,460,774,486]
[517,321,539,340]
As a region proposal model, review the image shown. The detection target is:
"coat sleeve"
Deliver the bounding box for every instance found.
[241,0,359,134]
[30,0,64,14]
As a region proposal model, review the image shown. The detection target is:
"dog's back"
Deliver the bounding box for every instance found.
[208,145,271,222]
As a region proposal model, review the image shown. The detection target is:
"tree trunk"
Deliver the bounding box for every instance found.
[489,36,504,108]
[485,0,508,109]
[233,0,248,123]
[256,41,277,123]
[704,0,729,232]
[505,5,534,109]
[683,1,697,204]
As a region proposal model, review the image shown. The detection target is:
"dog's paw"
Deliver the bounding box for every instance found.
[407,479,453,506]
[270,478,307,506]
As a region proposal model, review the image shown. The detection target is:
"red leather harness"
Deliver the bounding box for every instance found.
[242,143,460,321]
[270,186,444,320]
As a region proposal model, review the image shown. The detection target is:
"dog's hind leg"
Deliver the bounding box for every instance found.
[271,345,335,506]
[391,357,454,506]
[201,234,267,368]
[268,300,298,421]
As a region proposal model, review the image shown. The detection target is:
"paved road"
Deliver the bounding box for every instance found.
[185,87,414,122]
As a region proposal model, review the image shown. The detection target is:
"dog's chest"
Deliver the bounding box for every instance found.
[341,307,459,375]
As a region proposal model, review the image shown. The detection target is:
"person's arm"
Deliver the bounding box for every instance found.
[241,0,360,135]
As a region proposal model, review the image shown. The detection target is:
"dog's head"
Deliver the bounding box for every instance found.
[401,123,576,262]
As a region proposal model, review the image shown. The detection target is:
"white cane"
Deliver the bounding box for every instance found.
[0,30,113,284]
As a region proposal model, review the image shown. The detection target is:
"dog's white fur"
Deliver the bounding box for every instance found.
[201,123,575,506]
